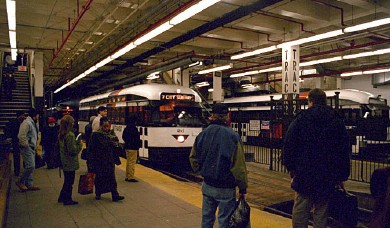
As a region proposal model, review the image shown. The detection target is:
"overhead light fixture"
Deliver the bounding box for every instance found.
[344,18,390,33]
[93,32,103,35]
[170,0,221,25]
[119,2,131,8]
[231,46,277,60]
[9,30,16,48]
[55,0,221,93]
[195,81,210,87]
[198,64,232,74]
[363,68,390,74]
[85,41,94,45]
[232,18,390,60]
[11,48,17,60]
[134,22,173,46]
[259,66,282,73]
[146,72,160,80]
[230,70,259,78]
[78,48,86,52]
[6,0,16,30]
[189,61,203,67]
[340,71,363,77]
[208,88,214,92]
[300,56,342,66]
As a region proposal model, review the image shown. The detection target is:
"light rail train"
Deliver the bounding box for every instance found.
[78,84,206,163]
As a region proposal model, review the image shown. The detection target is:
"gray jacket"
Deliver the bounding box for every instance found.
[18,116,39,150]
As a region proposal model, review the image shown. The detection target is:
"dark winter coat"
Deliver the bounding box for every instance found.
[122,124,141,150]
[283,105,351,197]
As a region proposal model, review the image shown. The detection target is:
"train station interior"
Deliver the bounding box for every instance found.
[1,0,390,227]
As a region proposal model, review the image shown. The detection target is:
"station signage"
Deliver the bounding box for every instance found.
[161,93,195,101]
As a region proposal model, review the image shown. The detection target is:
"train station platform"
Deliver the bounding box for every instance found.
[5,157,293,228]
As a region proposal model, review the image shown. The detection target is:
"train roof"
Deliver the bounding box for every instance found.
[223,89,385,105]
[80,84,201,104]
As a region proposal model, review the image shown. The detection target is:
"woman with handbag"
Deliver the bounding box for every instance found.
[58,115,82,205]
[88,117,124,202]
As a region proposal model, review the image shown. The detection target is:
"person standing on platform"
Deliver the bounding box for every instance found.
[283,88,351,228]
[89,117,124,202]
[122,115,141,182]
[190,103,248,228]
[5,111,26,176]
[3,74,16,100]
[369,167,390,228]
[92,106,107,132]
[84,116,96,148]
[16,108,40,192]
[41,117,59,169]
[58,115,82,205]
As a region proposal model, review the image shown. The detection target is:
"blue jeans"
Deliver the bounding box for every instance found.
[201,182,236,228]
[19,147,35,187]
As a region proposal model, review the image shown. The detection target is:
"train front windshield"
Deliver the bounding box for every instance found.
[156,101,205,127]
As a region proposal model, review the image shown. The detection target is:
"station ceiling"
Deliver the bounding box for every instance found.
[1,0,390,100]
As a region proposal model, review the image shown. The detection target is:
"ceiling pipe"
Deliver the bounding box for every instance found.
[254,11,315,34]
[49,0,94,66]
[221,25,281,43]
[199,35,253,50]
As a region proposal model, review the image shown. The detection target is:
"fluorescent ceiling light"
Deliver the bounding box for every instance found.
[300,56,342,66]
[259,66,282,73]
[134,22,173,46]
[340,71,363,77]
[119,2,131,8]
[344,18,390,33]
[146,72,160,80]
[230,70,259,78]
[231,46,277,60]
[84,66,97,75]
[198,64,232,74]
[277,30,343,48]
[95,56,113,69]
[343,52,374,59]
[363,68,390,74]
[6,0,16,31]
[93,32,104,36]
[78,48,86,52]
[373,48,390,55]
[170,0,221,25]
[105,19,115,23]
[208,88,214,92]
[111,42,137,59]
[11,48,17,61]
[9,30,16,48]
[85,41,94,44]
[300,69,317,75]
[189,61,202,67]
[195,81,210,87]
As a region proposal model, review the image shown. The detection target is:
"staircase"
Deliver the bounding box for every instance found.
[0,72,31,135]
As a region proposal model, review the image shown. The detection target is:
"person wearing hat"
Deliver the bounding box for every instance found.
[189,103,248,228]
[41,117,59,169]
[5,110,26,176]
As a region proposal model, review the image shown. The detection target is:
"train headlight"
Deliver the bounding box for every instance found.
[172,135,189,143]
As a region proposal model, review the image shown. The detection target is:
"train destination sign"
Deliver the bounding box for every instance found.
[161,93,195,101]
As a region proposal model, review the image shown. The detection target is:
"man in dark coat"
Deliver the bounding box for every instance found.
[5,111,26,176]
[88,117,124,202]
[41,117,59,169]
[122,115,141,182]
[283,88,351,228]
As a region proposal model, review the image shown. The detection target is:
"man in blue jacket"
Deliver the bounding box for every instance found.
[283,88,351,228]
[190,103,248,228]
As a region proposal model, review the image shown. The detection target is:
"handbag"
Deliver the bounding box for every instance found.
[328,187,358,227]
[78,172,96,195]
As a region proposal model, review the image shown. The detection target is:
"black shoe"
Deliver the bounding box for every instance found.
[112,196,125,202]
[63,200,78,205]
[125,178,138,182]
[95,195,101,200]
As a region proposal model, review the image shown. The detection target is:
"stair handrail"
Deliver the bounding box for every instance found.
[0,52,3,96]
[29,70,35,108]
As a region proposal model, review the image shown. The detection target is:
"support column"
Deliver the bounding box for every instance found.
[212,71,223,102]
[34,52,44,112]
[181,69,190,88]
[315,77,324,89]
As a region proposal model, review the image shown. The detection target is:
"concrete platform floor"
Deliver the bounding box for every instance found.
[6,158,292,228]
